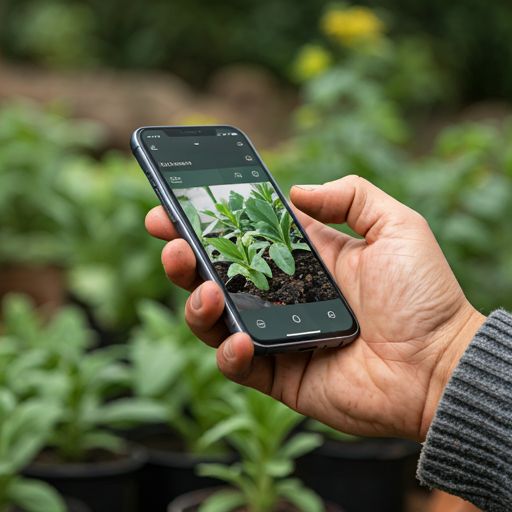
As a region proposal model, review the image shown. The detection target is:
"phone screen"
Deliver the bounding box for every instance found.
[139,126,357,345]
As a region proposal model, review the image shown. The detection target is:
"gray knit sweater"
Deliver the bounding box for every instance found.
[417,309,512,511]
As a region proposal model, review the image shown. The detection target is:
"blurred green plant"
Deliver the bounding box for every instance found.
[0,294,165,462]
[0,101,102,265]
[402,121,512,312]
[0,390,65,512]
[197,390,324,512]
[63,151,174,330]
[128,299,238,455]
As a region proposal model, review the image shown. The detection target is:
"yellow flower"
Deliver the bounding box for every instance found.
[294,44,332,81]
[178,113,218,126]
[321,6,384,46]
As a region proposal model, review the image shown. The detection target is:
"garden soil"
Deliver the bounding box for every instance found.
[214,250,338,305]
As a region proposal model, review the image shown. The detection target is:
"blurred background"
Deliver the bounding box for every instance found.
[0,1,510,511]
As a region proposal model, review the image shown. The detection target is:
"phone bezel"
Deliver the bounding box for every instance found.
[131,125,359,353]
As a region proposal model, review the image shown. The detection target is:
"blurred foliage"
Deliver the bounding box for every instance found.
[2,0,512,101]
[0,102,176,331]
[63,152,173,329]
[198,390,324,512]
[0,0,327,84]
[0,294,165,462]
[128,299,239,455]
[0,389,64,512]
[0,102,102,264]
[270,4,512,313]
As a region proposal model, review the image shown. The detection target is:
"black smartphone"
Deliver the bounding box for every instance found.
[131,125,359,354]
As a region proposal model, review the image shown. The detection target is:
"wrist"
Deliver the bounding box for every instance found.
[419,304,486,440]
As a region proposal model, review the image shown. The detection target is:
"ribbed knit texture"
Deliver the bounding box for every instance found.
[417,309,512,512]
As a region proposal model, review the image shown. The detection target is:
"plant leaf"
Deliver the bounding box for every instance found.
[8,478,66,512]
[269,243,295,275]
[198,489,245,512]
[277,479,324,512]
[251,252,272,277]
[94,398,168,426]
[197,463,244,487]
[198,416,252,450]
[278,433,323,459]
[207,238,244,262]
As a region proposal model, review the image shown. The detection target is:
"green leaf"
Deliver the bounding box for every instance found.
[198,416,252,450]
[227,264,269,291]
[94,398,167,426]
[245,198,280,233]
[81,431,125,453]
[278,433,323,459]
[198,489,245,512]
[207,238,244,262]
[251,252,272,277]
[269,243,295,275]
[180,198,203,238]
[8,478,66,512]
[265,458,293,477]
[197,463,244,487]
[280,210,293,247]
[291,242,310,252]
[277,479,324,512]
[131,337,184,396]
[228,191,244,211]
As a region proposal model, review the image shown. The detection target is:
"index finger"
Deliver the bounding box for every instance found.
[145,206,180,241]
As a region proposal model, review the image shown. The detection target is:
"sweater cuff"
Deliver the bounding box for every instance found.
[417,309,512,512]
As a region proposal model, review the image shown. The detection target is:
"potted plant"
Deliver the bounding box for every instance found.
[0,294,162,512]
[0,102,101,312]
[0,389,93,512]
[295,421,420,512]
[168,389,342,512]
[127,299,240,511]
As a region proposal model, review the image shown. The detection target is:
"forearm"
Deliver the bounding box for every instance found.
[417,310,512,511]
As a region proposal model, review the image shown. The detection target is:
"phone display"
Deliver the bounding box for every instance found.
[132,126,358,352]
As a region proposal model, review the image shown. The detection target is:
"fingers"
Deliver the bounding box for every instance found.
[185,281,229,347]
[145,206,180,241]
[216,333,274,395]
[161,238,201,291]
[290,175,425,243]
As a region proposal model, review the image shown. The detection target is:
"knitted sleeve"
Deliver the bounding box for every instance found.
[417,309,512,512]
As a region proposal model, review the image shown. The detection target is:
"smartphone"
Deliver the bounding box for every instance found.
[131,125,359,354]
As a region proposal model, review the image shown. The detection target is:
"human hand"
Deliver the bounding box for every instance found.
[145,175,485,441]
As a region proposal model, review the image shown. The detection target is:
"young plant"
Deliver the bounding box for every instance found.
[0,390,65,512]
[245,195,309,276]
[128,299,239,455]
[197,390,325,512]
[201,190,249,239]
[0,294,164,462]
[206,236,272,291]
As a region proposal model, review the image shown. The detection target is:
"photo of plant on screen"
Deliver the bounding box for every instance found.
[177,182,338,310]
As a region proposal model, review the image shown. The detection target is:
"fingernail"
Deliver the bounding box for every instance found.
[294,184,320,191]
[191,288,202,311]
[224,337,235,361]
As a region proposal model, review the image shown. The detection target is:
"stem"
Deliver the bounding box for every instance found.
[204,186,218,205]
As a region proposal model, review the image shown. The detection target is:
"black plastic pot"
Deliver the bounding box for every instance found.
[138,441,235,512]
[296,438,420,512]
[167,487,345,512]
[23,445,148,512]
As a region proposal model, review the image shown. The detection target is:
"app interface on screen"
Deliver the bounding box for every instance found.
[141,127,354,342]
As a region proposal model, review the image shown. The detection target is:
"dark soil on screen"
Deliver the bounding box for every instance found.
[213,250,338,305]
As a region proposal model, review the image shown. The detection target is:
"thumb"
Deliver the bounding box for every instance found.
[290,175,425,243]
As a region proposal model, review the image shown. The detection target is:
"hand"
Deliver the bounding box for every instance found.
[145,175,485,441]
